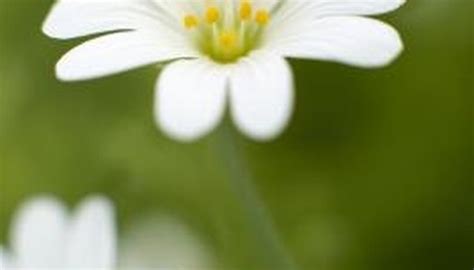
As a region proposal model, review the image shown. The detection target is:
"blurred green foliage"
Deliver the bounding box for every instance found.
[0,1,472,269]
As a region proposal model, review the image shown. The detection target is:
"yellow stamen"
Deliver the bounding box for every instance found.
[205,6,220,24]
[239,1,252,21]
[255,9,269,25]
[183,15,199,29]
[219,31,237,49]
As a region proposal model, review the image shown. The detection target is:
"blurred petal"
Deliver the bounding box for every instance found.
[152,0,201,21]
[230,52,293,140]
[0,246,11,269]
[56,30,198,81]
[119,215,214,269]
[156,59,228,142]
[266,16,403,68]
[42,0,170,39]
[253,0,280,10]
[10,197,67,268]
[66,196,116,268]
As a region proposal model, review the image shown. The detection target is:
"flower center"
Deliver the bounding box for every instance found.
[183,0,270,63]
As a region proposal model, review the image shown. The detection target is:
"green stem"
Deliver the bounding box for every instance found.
[214,122,297,270]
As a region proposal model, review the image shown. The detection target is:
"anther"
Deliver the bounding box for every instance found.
[255,10,269,25]
[205,6,220,24]
[239,1,252,21]
[183,15,199,29]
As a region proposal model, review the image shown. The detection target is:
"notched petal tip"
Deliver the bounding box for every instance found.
[236,121,292,142]
[230,53,294,142]
[155,116,207,143]
[274,16,405,69]
[155,60,228,143]
[232,92,294,142]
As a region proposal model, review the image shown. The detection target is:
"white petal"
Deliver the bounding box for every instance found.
[65,196,116,268]
[266,16,403,68]
[152,0,200,21]
[244,0,279,11]
[273,0,406,24]
[56,30,198,81]
[229,52,294,140]
[10,197,67,268]
[0,246,11,269]
[310,0,406,16]
[119,215,214,269]
[43,0,171,39]
[156,59,228,142]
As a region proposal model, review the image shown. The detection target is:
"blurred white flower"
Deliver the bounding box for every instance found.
[0,195,116,269]
[119,214,215,270]
[43,0,405,141]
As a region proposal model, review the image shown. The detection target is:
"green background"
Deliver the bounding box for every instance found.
[0,1,472,269]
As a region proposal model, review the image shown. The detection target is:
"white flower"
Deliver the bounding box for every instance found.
[0,195,116,269]
[43,0,405,141]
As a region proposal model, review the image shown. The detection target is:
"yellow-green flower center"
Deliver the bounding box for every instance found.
[183,1,270,63]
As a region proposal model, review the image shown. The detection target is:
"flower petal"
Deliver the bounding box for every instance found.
[119,215,214,269]
[273,0,406,24]
[152,0,200,21]
[42,0,171,39]
[266,16,403,68]
[156,59,228,142]
[311,0,405,16]
[65,196,116,269]
[0,246,11,269]
[229,52,294,140]
[10,197,67,268]
[56,30,198,81]
[253,0,280,11]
